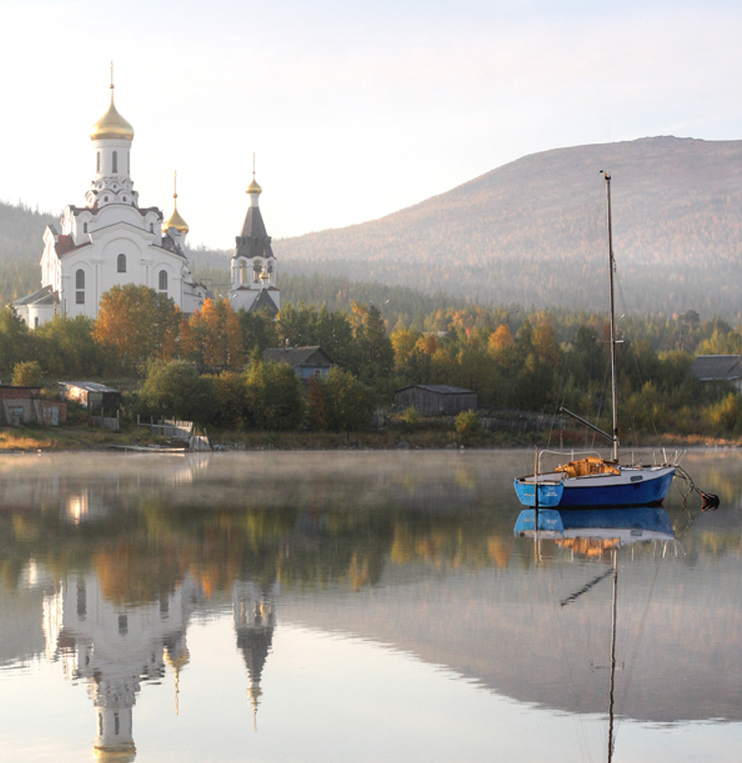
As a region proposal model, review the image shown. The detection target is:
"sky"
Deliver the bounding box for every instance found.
[2,0,742,250]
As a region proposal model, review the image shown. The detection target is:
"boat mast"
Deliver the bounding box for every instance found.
[604,172,619,461]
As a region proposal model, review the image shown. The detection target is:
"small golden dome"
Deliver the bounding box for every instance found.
[247,177,262,194]
[90,91,134,141]
[162,197,189,235]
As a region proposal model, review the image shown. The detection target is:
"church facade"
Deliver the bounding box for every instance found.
[14,83,212,328]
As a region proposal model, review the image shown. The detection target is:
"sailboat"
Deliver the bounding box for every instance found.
[514,173,676,508]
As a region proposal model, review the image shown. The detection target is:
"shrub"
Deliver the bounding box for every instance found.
[455,409,481,438]
[11,360,43,387]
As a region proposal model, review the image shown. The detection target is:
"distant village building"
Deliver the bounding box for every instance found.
[394,384,478,416]
[263,346,335,380]
[0,385,66,426]
[690,355,742,391]
[13,78,211,327]
[59,381,121,416]
[228,168,280,315]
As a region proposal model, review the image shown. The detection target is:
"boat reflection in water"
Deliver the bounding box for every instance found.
[514,505,678,762]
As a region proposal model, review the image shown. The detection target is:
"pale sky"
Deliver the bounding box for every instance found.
[2,0,742,250]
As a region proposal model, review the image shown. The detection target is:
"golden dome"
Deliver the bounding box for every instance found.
[162,172,189,234]
[90,91,134,141]
[247,177,262,195]
[163,198,189,235]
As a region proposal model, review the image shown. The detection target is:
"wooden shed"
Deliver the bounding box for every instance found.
[59,382,121,417]
[394,384,478,416]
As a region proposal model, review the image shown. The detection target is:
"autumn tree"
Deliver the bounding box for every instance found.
[181,298,244,372]
[93,285,181,373]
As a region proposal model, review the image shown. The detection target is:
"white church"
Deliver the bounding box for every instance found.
[14,81,281,326]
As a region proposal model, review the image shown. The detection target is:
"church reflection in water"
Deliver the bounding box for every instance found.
[43,566,278,760]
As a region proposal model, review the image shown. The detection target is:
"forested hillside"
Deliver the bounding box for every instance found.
[0,202,57,306]
[275,136,742,319]
[4,135,742,319]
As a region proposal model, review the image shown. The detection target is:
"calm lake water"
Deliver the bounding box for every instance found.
[0,448,740,762]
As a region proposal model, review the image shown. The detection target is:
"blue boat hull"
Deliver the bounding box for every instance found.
[513,467,675,508]
[514,506,674,537]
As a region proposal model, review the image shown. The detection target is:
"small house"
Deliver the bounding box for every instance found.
[262,346,335,381]
[394,384,478,416]
[0,385,66,427]
[690,355,742,391]
[59,382,121,417]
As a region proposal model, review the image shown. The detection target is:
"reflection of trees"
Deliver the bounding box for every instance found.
[1,494,519,603]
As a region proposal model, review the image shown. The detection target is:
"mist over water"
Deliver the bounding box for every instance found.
[0,449,739,762]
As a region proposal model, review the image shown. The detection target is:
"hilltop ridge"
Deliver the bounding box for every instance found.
[275,136,742,318]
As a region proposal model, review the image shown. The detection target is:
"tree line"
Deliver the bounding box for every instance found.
[2,284,742,438]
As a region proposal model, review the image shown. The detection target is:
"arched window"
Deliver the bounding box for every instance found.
[83,222,88,234]
[239,261,248,285]
[158,269,168,292]
[117,254,126,273]
[112,151,118,173]
[75,269,85,304]
[96,152,100,173]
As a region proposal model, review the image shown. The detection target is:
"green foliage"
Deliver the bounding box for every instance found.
[11,360,42,386]
[244,360,304,431]
[239,309,279,355]
[0,306,33,380]
[322,367,376,432]
[35,316,106,378]
[305,378,328,431]
[139,361,214,424]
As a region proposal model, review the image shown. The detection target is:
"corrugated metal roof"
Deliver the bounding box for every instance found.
[395,384,475,395]
[263,346,335,367]
[690,355,742,381]
[60,381,120,394]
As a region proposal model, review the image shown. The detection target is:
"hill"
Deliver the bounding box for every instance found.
[4,137,742,319]
[274,136,742,319]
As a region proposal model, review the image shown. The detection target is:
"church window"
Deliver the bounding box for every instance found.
[112,151,118,173]
[239,261,247,284]
[158,269,168,292]
[75,269,85,304]
[83,222,88,233]
[117,254,126,273]
[34,316,39,328]
[96,152,100,173]
[114,713,120,736]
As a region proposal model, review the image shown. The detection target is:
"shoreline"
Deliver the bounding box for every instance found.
[1,426,740,454]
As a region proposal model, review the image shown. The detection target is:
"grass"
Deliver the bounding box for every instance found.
[2,420,740,452]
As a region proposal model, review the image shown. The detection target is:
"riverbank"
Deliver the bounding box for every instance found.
[1,425,740,452]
